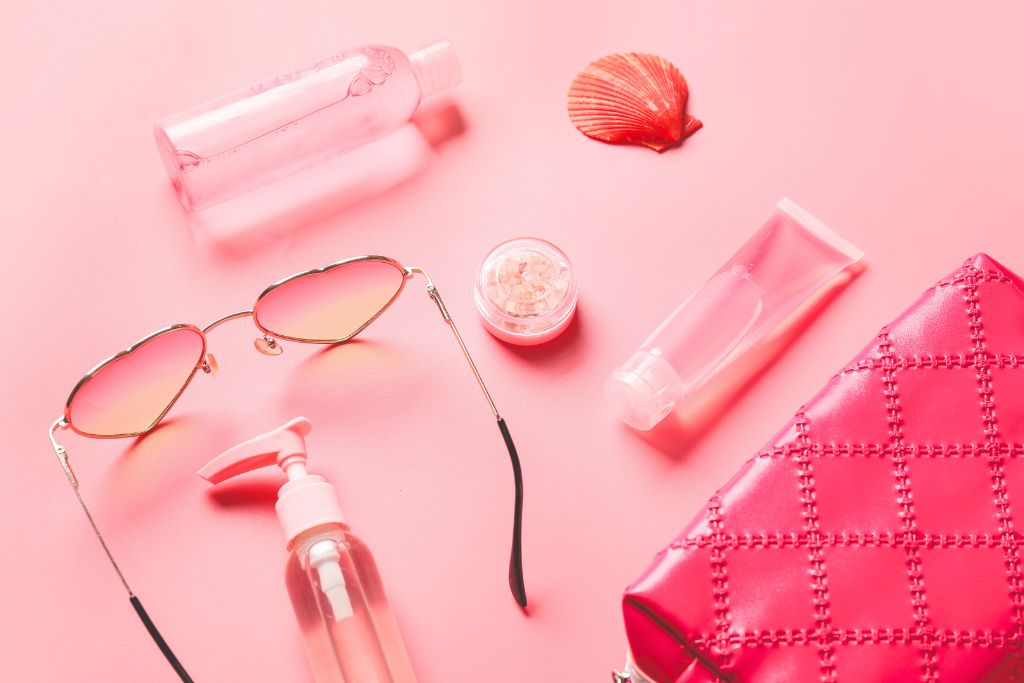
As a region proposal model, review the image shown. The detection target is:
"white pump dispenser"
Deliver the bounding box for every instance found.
[199,418,416,682]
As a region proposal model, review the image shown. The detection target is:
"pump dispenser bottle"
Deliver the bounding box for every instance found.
[199,418,416,683]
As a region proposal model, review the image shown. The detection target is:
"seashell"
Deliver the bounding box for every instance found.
[567,52,702,152]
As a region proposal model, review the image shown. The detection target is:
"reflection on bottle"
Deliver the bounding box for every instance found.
[188,123,436,251]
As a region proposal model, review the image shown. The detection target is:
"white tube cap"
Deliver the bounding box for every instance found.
[605,351,683,431]
[409,41,462,98]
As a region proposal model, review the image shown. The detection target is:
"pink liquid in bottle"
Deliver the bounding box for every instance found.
[287,526,416,683]
[199,418,418,683]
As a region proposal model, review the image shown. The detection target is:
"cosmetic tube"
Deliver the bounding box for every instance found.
[606,199,863,430]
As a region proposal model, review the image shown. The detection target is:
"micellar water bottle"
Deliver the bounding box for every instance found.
[155,42,459,211]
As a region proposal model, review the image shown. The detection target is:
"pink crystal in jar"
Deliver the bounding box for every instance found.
[474,238,577,345]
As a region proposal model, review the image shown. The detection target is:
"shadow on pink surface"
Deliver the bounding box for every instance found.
[115,415,220,467]
[629,264,866,460]
[286,338,405,399]
[125,416,189,449]
[186,100,466,258]
[208,477,281,508]
[106,414,234,495]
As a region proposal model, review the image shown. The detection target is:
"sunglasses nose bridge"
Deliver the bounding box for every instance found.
[202,309,255,335]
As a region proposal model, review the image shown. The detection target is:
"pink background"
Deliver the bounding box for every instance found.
[4,1,1024,680]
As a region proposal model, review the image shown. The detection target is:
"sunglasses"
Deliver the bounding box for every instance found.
[48,255,527,682]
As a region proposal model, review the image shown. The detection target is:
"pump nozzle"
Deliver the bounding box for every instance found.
[199,417,312,484]
[198,417,345,544]
[199,418,353,621]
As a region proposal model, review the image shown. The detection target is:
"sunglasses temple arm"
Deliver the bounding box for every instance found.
[48,420,195,683]
[420,279,528,608]
[497,415,527,608]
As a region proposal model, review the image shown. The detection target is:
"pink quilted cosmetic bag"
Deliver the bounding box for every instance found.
[623,254,1024,682]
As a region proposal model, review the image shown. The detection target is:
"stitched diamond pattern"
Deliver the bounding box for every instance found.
[624,254,1024,683]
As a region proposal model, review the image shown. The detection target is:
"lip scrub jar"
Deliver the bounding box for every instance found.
[474,238,577,345]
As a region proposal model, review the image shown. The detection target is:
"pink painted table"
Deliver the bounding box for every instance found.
[4,2,1024,680]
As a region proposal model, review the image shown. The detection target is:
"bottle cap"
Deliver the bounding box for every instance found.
[409,41,462,98]
[198,417,345,547]
[605,351,682,430]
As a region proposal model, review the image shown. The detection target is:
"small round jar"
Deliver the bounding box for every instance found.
[474,238,577,345]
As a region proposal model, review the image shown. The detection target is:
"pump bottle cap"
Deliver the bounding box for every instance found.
[198,417,345,547]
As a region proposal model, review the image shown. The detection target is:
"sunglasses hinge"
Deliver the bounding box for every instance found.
[49,419,79,489]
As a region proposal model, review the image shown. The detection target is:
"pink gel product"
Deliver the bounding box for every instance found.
[606,199,864,431]
[155,41,460,211]
[474,237,578,345]
[199,418,417,683]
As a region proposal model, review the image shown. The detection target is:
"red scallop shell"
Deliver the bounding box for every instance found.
[567,52,702,152]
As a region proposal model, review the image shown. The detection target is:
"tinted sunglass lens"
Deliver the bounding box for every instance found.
[67,326,205,437]
[254,259,405,342]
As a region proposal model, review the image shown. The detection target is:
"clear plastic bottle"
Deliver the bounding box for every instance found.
[199,418,416,683]
[155,42,460,211]
[606,199,864,430]
[286,525,416,683]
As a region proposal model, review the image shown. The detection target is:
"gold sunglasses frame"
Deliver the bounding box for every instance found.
[61,256,410,438]
[253,254,409,344]
[49,255,527,683]
[62,323,209,439]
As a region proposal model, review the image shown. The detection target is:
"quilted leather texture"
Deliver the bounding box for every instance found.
[624,254,1024,683]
